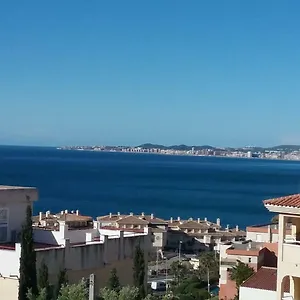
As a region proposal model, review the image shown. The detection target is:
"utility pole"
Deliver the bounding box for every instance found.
[207,267,210,296]
[178,240,182,263]
[164,257,168,294]
[89,273,95,300]
[156,249,159,275]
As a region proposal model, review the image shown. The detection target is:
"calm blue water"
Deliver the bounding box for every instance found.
[1,146,300,228]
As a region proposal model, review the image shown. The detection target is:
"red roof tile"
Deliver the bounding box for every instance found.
[264,194,300,208]
[241,267,289,292]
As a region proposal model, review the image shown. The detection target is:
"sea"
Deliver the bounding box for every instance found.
[1,145,300,229]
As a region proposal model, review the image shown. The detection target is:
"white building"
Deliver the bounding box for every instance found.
[246,223,293,243]
[239,266,292,300]
[0,185,151,300]
[264,194,300,300]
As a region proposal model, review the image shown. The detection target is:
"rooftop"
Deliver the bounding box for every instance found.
[241,267,289,292]
[226,240,264,256]
[264,194,300,208]
[116,215,149,225]
[179,220,210,230]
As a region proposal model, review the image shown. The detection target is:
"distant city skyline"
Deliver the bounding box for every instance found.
[1,1,300,147]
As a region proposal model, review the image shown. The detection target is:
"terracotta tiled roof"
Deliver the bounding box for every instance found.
[179,220,210,230]
[33,212,93,224]
[142,215,167,224]
[97,214,124,222]
[264,194,300,208]
[116,215,149,225]
[241,267,289,292]
[58,213,92,222]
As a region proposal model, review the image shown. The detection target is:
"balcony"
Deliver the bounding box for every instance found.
[283,239,300,264]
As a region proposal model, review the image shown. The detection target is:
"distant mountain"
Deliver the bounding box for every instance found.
[137,143,300,152]
[266,145,300,151]
[138,143,218,151]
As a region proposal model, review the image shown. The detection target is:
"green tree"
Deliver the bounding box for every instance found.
[133,245,145,299]
[170,262,190,286]
[54,269,68,299]
[108,268,120,292]
[99,286,140,300]
[19,205,38,300]
[229,261,254,299]
[99,287,119,300]
[119,286,139,300]
[197,251,219,282]
[37,260,51,300]
[27,288,47,300]
[57,279,88,300]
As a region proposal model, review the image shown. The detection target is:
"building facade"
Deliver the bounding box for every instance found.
[0,185,151,300]
[264,194,300,300]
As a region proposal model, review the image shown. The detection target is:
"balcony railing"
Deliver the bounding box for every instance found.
[282,241,300,264]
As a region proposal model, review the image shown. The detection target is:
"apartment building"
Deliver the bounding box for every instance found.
[246,223,292,243]
[98,212,168,250]
[0,186,151,300]
[264,194,300,300]
[239,266,292,300]
[219,238,279,300]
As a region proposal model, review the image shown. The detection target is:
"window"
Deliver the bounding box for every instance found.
[0,208,8,243]
[248,258,251,263]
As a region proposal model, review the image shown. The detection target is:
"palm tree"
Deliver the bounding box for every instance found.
[197,251,219,281]
[229,261,254,299]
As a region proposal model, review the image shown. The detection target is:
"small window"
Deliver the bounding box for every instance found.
[248,258,251,263]
[0,208,8,243]
[0,227,7,242]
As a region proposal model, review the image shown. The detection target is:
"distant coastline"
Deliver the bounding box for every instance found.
[58,143,300,161]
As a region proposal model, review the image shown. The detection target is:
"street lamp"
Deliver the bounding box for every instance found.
[163,256,168,293]
[178,240,182,263]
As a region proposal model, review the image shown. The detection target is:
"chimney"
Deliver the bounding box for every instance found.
[170,217,173,223]
[248,241,252,250]
[226,224,229,232]
[141,212,145,217]
[236,225,239,232]
[268,225,272,243]
[46,211,50,218]
[204,217,207,222]
[76,210,79,216]
[177,216,180,222]
[197,218,200,223]
[109,212,112,218]
[64,209,68,214]
[130,212,133,216]
[117,212,120,216]
[216,218,221,227]
[151,213,154,219]
[61,210,64,215]
[39,212,43,221]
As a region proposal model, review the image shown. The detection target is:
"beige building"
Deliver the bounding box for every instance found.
[246,223,292,243]
[264,194,300,300]
[0,186,151,300]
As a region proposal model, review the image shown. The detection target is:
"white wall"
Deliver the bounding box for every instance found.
[239,287,291,300]
[35,234,149,275]
[0,188,38,242]
[0,244,21,277]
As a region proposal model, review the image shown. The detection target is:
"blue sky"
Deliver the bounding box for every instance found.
[1,1,300,147]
